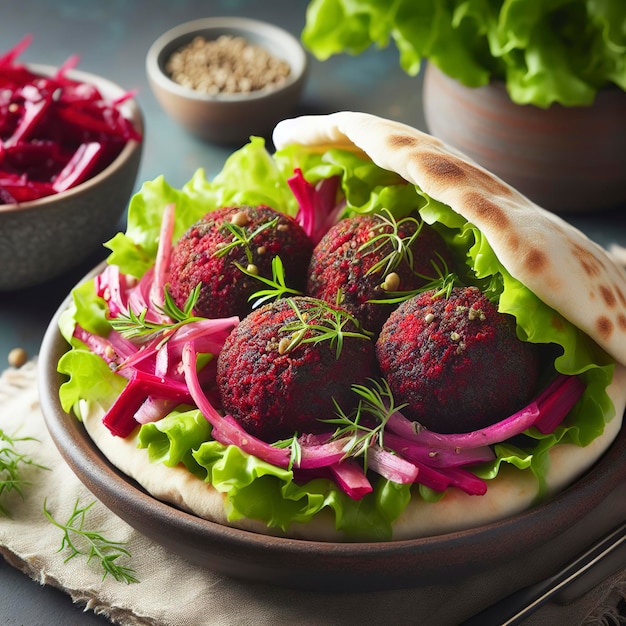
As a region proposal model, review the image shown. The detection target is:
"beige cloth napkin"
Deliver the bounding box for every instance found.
[0,360,624,626]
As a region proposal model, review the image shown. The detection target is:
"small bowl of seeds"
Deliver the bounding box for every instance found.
[146,17,308,145]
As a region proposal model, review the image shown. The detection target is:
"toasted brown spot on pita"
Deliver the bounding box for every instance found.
[618,314,626,332]
[525,247,548,274]
[463,191,510,230]
[596,316,613,340]
[418,152,466,182]
[387,134,418,149]
[507,231,521,252]
[572,244,606,278]
[599,285,617,307]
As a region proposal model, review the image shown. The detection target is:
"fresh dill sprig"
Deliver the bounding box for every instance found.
[359,209,424,277]
[279,298,373,359]
[0,429,47,518]
[213,217,279,264]
[110,283,203,345]
[235,255,303,309]
[44,499,139,584]
[323,379,407,471]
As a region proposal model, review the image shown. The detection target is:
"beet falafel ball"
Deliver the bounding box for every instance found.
[216,296,377,442]
[169,205,313,319]
[376,286,541,434]
[306,212,453,334]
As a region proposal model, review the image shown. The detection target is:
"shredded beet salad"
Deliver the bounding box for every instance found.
[0,35,141,205]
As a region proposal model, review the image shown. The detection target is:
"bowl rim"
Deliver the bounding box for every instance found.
[0,63,144,216]
[145,16,308,104]
[37,263,626,591]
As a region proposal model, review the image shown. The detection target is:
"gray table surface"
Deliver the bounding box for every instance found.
[1,2,625,624]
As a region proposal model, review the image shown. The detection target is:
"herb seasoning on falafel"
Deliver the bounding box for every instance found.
[376,286,541,433]
[216,296,376,441]
[306,211,453,333]
[169,205,313,320]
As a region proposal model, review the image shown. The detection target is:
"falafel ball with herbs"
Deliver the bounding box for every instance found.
[376,286,541,434]
[168,205,313,319]
[306,211,454,334]
[216,296,377,442]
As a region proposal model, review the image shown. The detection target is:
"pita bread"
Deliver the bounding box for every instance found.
[81,364,626,541]
[81,112,626,541]
[273,112,626,368]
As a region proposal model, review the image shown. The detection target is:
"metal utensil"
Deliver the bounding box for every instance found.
[461,521,626,626]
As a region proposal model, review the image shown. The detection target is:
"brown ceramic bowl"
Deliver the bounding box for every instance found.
[423,63,626,214]
[146,17,308,145]
[38,264,626,594]
[0,65,143,291]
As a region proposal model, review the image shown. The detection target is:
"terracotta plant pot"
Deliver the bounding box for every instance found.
[423,63,626,213]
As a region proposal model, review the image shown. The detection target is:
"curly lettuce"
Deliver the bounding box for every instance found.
[301,0,626,107]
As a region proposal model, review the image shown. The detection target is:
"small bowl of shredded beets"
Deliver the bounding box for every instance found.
[0,36,144,291]
[146,17,308,145]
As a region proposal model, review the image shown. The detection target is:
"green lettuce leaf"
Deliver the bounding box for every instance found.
[302,0,626,107]
[138,408,211,479]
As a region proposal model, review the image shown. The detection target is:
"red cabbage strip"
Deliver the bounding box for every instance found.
[367,445,419,484]
[102,370,192,437]
[150,202,176,310]
[72,324,137,367]
[4,93,52,148]
[95,263,130,317]
[287,169,344,245]
[533,375,585,434]
[297,437,349,469]
[387,403,540,450]
[0,34,32,67]
[52,141,103,192]
[384,432,495,468]
[182,342,290,468]
[442,467,488,496]
[328,460,373,499]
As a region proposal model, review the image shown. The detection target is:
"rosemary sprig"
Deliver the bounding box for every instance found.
[0,429,47,517]
[235,255,303,309]
[44,499,139,584]
[359,209,424,277]
[110,283,203,345]
[324,379,407,471]
[213,216,279,264]
[279,298,373,359]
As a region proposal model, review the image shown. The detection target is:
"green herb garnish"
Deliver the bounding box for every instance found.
[213,216,279,264]
[324,379,407,471]
[44,499,139,584]
[0,429,46,517]
[236,255,303,309]
[110,283,203,345]
[359,209,424,277]
[279,298,372,358]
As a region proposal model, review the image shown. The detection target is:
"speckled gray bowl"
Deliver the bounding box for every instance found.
[0,65,143,292]
[146,17,308,144]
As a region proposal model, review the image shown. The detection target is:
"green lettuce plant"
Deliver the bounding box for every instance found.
[302,0,626,107]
